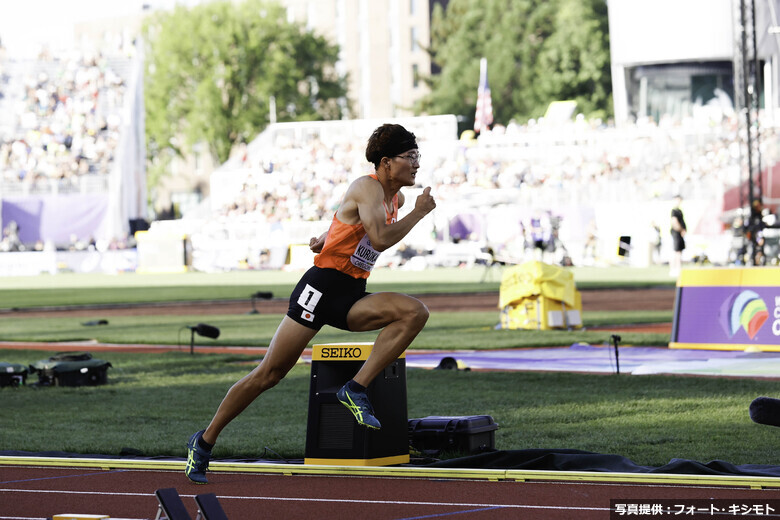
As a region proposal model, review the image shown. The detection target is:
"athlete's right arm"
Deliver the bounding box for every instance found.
[354,182,436,252]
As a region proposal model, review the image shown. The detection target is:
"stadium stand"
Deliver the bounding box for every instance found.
[0,48,140,258]
[181,113,779,272]
[2,41,777,272]
[211,116,764,215]
[0,54,124,194]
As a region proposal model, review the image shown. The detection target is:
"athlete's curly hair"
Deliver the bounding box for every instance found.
[365,124,417,169]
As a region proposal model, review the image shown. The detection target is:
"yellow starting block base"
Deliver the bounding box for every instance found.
[53,515,109,520]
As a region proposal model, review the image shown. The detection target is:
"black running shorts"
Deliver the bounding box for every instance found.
[287,266,370,331]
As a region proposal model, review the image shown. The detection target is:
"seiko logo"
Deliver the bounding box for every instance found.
[321,347,363,359]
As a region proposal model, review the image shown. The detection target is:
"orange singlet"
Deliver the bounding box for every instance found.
[314,174,398,279]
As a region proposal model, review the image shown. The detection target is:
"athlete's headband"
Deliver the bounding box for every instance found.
[380,137,418,159]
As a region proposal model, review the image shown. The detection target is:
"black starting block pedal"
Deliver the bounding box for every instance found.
[195,493,229,520]
[155,488,193,520]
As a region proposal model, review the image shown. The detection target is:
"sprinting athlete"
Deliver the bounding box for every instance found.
[185,123,436,484]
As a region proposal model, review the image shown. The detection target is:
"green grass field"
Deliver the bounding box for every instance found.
[2,349,778,467]
[2,266,778,468]
[0,310,672,347]
[0,265,675,309]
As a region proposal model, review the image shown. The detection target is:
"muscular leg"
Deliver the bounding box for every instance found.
[346,292,429,387]
[201,316,318,445]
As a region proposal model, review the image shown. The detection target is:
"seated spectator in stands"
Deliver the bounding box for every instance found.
[1,221,23,252]
[0,51,126,193]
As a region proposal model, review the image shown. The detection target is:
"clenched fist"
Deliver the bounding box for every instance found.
[415,186,436,215]
[309,232,327,253]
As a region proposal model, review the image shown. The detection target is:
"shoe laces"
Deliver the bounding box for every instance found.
[351,390,375,414]
[188,441,210,471]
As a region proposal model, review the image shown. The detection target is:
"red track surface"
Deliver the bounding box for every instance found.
[2,464,779,520]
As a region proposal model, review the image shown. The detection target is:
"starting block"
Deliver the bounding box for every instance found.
[155,488,193,520]
[195,493,229,520]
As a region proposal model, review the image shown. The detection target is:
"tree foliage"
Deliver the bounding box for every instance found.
[143,0,348,171]
[419,0,612,127]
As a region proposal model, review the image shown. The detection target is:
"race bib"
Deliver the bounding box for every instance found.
[297,284,322,311]
[350,234,380,272]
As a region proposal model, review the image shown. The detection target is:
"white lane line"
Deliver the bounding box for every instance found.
[0,488,606,512]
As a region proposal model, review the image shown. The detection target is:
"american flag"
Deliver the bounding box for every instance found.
[474,57,493,133]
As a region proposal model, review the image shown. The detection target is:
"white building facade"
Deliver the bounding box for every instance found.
[608,0,780,125]
[281,0,433,119]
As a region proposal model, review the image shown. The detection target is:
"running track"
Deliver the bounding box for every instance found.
[4,329,780,519]
[2,458,780,519]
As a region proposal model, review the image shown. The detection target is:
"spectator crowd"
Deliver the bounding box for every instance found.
[2,41,778,266]
[213,113,780,227]
[0,48,127,193]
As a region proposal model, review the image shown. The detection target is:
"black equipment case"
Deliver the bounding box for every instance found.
[408,415,498,454]
[29,352,112,387]
[0,362,28,387]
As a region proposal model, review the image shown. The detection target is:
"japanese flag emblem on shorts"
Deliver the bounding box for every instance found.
[301,310,315,322]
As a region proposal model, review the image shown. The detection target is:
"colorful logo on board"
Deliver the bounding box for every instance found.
[719,290,769,340]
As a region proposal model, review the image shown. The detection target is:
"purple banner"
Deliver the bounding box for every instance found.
[675,286,780,346]
[449,213,482,241]
[2,194,109,245]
